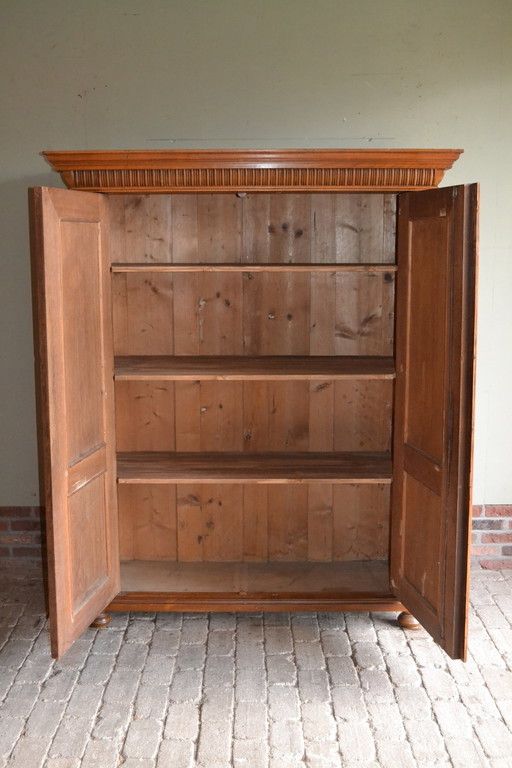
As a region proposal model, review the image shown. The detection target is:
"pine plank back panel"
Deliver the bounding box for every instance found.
[112,191,395,567]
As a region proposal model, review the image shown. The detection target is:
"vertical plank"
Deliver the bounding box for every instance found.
[117,484,134,560]
[268,194,311,263]
[175,382,201,451]
[144,196,173,262]
[197,194,242,262]
[268,486,308,561]
[307,485,334,562]
[383,194,397,264]
[199,381,244,451]
[243,382,269,451]
[118,485,177,560]
[201,485,244,561]
[243,273,311,354]
[310,271,337,355]
[333,381,393,452]
[197,273,243,354]
[170,195,199,263]
[177,485,204,561]
[243,486,269,562]
[335,272,394,356]
[242,195,271,263]
[110,195,173,263]
[115,381,175,451]
[108,194,127,264]
[177,485,243,562]
[308,381,335,451]
[266,382,310,451]
[335,194,387,263]
[243,194,311,263]
[311,194,336,264]
[118,196,147,262]
[111,273,129,355]
[173,273,200,354]
[123,273,175,355]
[333,484,390,561]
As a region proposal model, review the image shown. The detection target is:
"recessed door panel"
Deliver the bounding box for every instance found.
[30,187,119,658]
[391,184,478,660]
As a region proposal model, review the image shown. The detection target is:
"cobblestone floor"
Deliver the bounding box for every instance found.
[0,563,511,767]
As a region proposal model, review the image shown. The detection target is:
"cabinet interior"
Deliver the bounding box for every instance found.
[108,191,397,597]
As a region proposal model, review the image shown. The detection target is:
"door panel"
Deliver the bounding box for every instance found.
[391,184,478,660]
[30,187,119,658]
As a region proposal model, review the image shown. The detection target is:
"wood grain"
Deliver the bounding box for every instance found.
[116,451,392,483]
[391,184,478,660]
[116,558,391,595]
[114,355,396,380]
[111,262,397,272]
[43,148,463,193]
[30,187,119,658]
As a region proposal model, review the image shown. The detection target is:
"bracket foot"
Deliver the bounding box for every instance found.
[90,612,111,628]
[398,611,421,630]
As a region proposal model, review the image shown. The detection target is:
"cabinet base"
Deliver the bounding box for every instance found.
[107,591,403,614]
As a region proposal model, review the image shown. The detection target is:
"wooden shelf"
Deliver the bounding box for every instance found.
[111,262,397,273]
[116,559,391,596]
[116,451,392,484]
[114,355,396,381]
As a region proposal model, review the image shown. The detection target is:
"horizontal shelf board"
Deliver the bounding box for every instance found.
[116,451,392,484]
[114,355,396,381]
[111,262,397,273]
[117,558,392,597]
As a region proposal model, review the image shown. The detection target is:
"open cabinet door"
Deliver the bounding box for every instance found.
[30,187,119,658]
[391,184,478,660]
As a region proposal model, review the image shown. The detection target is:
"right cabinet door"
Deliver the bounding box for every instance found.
[391,184,478,660]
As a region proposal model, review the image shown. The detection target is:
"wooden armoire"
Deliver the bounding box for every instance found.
[30,149,477,659]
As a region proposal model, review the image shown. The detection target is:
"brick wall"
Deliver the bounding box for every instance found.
[472,505,512,569]
[0,505,511,568]
[0,507,44,560]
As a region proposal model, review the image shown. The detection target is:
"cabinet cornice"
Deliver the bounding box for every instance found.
[42,149,462,193]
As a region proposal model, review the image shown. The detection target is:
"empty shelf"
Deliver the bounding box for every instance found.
[116,451,393,484]
[117,559,391,596]
[112,262,397,273]
[114,355,395,380]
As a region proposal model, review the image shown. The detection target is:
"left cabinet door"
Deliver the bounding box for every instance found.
[30,188,119,658]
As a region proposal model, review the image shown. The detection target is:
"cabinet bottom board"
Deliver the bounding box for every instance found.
[108,559,401,613]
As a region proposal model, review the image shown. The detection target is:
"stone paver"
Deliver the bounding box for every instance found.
[0,561,511,765]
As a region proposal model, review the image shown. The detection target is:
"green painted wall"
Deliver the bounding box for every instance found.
[1,0,511,503]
